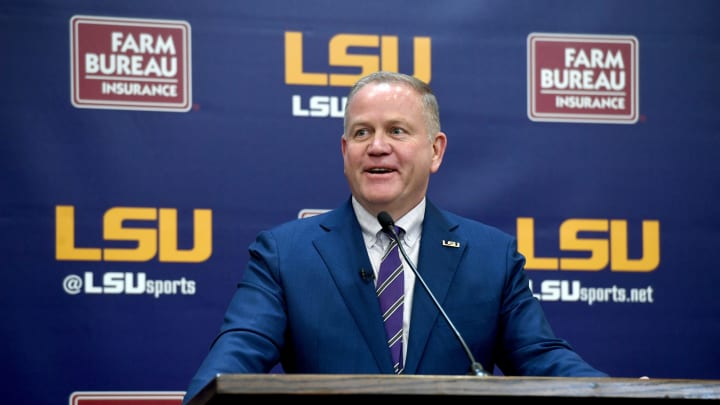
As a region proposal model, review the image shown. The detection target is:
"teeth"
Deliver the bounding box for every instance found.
[369,168,391,173]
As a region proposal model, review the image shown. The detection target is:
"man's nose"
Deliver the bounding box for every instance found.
[368,133,392,153]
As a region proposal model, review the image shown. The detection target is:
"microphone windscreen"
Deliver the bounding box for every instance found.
[377,211,394,230]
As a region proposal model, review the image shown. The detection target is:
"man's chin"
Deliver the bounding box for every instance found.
[359,195,403,215]
[362,192,398,206]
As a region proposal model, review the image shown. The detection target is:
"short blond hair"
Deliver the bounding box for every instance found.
[343,71,441,141]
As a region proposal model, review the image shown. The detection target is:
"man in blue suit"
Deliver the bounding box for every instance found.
[182,71,607,404]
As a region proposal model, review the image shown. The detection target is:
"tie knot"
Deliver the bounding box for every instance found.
[380,226,403,249]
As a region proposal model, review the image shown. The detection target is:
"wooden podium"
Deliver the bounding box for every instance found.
[187,373,720,403]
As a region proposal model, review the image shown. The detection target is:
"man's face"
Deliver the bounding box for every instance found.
[341,81,446,219]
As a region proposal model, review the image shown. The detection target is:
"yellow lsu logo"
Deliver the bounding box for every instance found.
[285,31,432,86]
[517,217,660,272]
[55,205,212,263]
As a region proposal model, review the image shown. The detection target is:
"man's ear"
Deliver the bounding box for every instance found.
[430,132,447,173]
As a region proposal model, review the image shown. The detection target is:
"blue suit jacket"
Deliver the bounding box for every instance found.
[183,199,606,402]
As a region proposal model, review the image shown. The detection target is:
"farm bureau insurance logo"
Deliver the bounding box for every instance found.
[527,33,638,124]
[70,15,192,112]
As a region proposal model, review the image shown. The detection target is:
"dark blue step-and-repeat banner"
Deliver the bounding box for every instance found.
[2,1,719,404]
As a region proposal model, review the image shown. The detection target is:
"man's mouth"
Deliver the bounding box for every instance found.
[367,168,395,174]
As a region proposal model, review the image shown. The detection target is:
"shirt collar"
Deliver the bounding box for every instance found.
[352,196,425,249]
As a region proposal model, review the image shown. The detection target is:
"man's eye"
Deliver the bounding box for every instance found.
[354,129,369,137]
[391,128,405,135]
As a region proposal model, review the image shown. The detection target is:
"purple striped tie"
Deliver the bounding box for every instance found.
[376,227,404,374]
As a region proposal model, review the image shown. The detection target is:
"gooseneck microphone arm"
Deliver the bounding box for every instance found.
[377,211,488,377]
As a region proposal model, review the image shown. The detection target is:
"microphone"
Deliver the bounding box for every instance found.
[377,211,488,377]
[359,267,374,282]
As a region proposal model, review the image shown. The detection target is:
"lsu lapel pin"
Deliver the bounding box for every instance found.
[442,240,460,248]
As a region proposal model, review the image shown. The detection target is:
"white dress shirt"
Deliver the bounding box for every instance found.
[351,196,425,365]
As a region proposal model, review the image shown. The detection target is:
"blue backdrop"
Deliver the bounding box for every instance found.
[2,1,719,404]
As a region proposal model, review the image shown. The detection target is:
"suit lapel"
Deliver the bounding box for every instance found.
[312,201,394,371]
[404,202,466,373]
